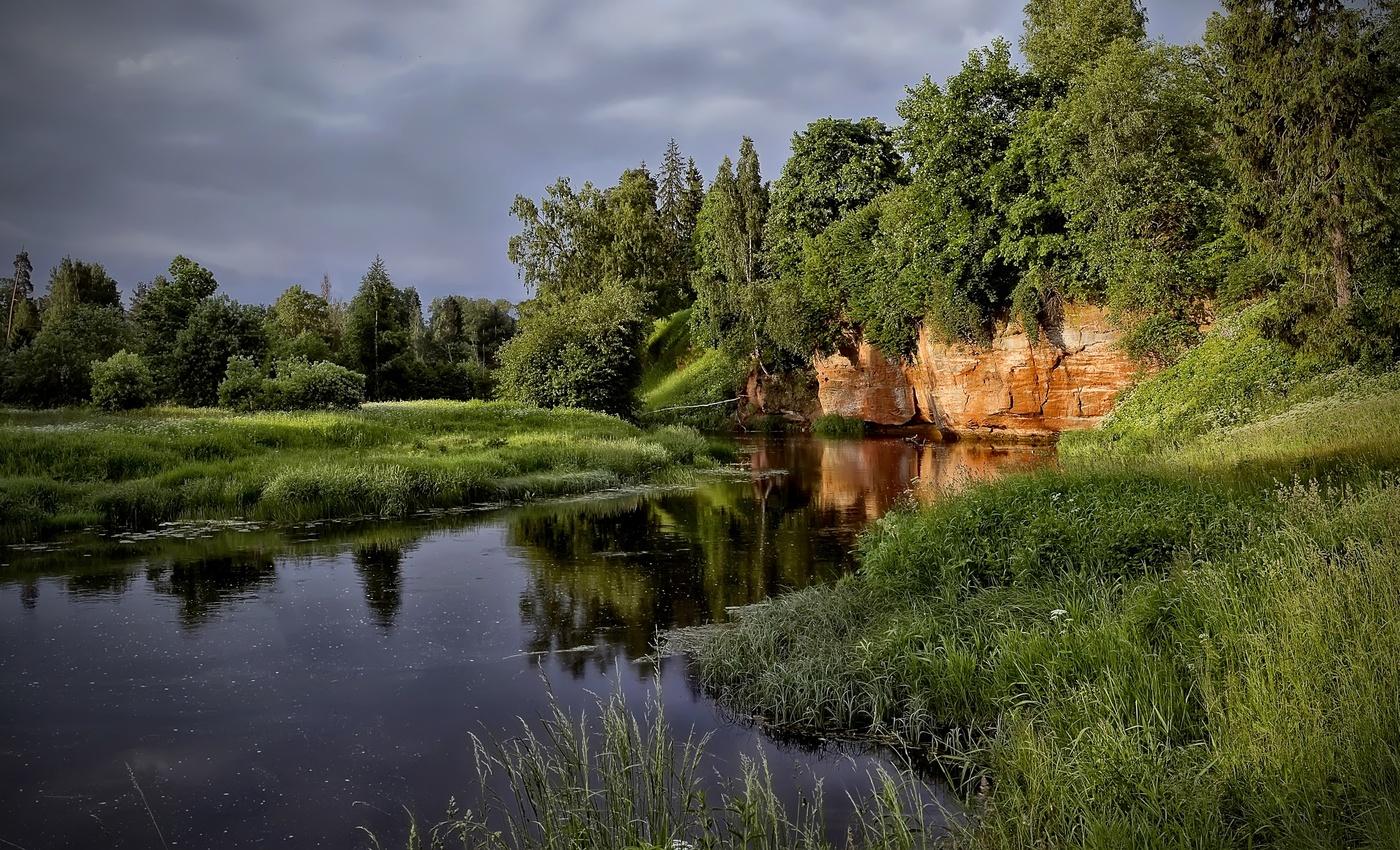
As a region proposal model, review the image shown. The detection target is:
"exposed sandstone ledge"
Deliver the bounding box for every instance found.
[814,305,1141,439]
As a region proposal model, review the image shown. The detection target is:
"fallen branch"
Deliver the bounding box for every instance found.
[641,396,743,415]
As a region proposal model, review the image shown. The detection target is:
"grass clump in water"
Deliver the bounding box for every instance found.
[0,400,724,542]
[365,688,947,850]
[810,414,866,439]
[691,317,1400,848]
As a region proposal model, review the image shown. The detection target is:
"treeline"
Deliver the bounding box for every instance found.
[502,0,1399,419]
[0,252,515,411]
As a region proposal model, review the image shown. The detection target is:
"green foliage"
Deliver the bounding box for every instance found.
[809,414,865,438]
[764,117,905,281]
[265,358,365,410]
[129,255,220,397]
[1,303,131,407]
[171,295,267,407]
[691,139,784,364]
[344,256,413,400]
[89,350,155,412]
[498,282,649,417]
[1020,0,1147,81]
[1052,41,1228,363]
[266,284,337,360]
[427,296,516,368]
[0,401,721,540]
[4,250,36,350]
[46,257,121,316]
[1207,0,1400,353]
[217,355,267,412]
[509,143,702,317]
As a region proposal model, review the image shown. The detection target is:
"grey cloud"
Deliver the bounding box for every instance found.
[0,0,1222,305]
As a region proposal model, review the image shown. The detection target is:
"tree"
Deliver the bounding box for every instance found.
[344,256,413,400]
[497,281,648,417]
[170,296,267,406]
[6,250,33,348]
[1207,0,1397,347]
[896,40,1043,343]
[1053,41,1229,362]
[657,140,704,307]
[508,178,613,304]
[764,117,905,279]
[606,165,672,310]
[129,255,220,397]
[47,257,121,316]
[1,304,131,406]
[429,295,467,364]
[1021,0,1147,81]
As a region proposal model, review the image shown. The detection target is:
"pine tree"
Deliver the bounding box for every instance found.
[6,250,33,348]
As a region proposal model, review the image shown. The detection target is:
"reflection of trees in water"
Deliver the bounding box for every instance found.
[507,442,860,676]
[352,542,407,630]
[145,555,277,628]
[65,570,137,597]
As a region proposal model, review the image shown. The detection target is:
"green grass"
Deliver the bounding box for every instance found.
[810,414,866,438]
[365,687,945,850]
[691,313,1400,848]
[640,310,746,430]
[0,400,722,543]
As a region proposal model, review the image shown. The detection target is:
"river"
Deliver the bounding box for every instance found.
[0,435,1048,848]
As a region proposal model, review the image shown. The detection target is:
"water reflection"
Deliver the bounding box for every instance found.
[353,542,407,629]
[146,554,277,628]
[0,435,1047,850]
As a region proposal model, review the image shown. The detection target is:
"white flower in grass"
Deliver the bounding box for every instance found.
[1050,609,1068,621]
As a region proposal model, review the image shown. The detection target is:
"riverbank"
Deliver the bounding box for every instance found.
[0,400,723,543]
[692,312,1400,848]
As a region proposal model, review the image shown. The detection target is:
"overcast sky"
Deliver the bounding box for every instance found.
[0,0,1221,306]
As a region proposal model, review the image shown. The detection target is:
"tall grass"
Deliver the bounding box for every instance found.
[690,317,1400,848]
[364,688,947,850]
[0,401,722,542]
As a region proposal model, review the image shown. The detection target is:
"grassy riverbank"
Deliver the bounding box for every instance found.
[693,312,1400,848]
[0,400,722,543]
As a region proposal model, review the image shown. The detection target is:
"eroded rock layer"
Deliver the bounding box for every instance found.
[814,305,1140,438]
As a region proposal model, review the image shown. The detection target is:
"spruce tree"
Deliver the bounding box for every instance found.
[1207,0,1395,319]
[344,256,411,399]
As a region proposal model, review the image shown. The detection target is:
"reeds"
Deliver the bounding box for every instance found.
[364,688,947,850]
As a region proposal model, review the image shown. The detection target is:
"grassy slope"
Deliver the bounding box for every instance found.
[0,400,719,542]
[694,309,1400,849]
[639,309,745,429]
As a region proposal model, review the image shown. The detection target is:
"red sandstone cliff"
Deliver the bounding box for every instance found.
[814,305,1141,438]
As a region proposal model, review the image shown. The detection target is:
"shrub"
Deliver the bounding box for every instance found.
[498,282,648,417]
[810,413,865,438]
[217,356,267,412]
[89,350,155,411]
[266,359,365,410]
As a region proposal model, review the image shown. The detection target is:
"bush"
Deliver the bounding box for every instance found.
[89,350,155,411]
[266,359,365,410]
[218,357,365,411]
[217,356,267,412]
[498,282,648,417]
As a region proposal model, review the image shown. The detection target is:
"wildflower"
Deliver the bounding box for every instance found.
[1050,609,1068,621]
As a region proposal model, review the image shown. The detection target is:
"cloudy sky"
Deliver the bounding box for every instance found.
[0,0,1221,306]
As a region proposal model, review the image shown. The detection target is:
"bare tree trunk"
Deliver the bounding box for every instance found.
[1330,194,1351,309]
[4,281,16,348]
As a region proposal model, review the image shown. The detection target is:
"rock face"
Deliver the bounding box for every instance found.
[814,305,1140,438]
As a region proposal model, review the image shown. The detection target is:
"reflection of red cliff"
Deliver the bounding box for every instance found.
[814,306,1140,438]
[816,440,1047,520]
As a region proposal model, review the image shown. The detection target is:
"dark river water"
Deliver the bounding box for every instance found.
[0,435,1048,849]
